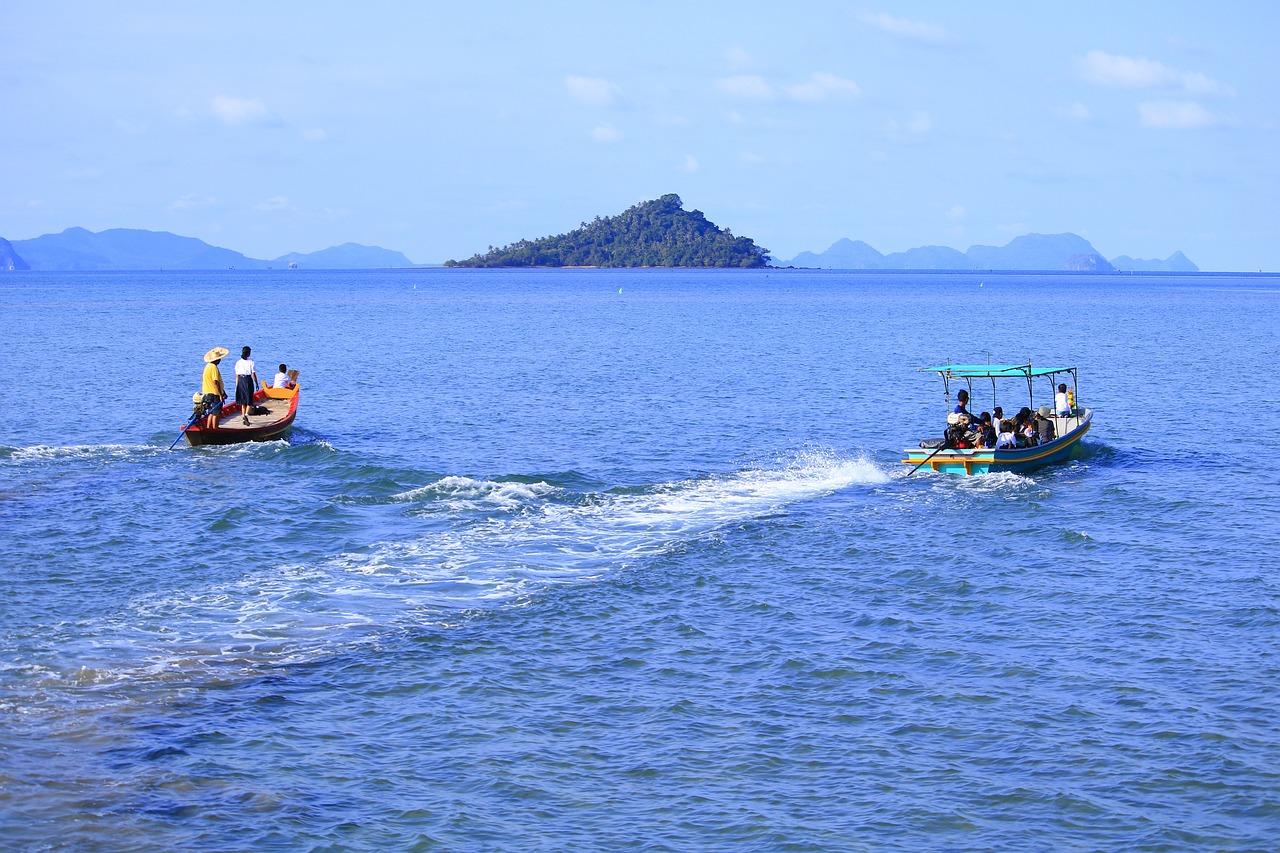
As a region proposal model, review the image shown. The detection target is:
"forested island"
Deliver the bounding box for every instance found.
[445,194,770,268]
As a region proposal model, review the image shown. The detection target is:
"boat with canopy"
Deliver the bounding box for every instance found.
[902,363,1092,475]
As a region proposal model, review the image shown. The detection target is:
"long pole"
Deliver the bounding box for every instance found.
[169,402,219,450]
[907,438,952,476]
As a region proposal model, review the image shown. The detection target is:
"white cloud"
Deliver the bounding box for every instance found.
[170,194,215,211]
[715,75,775,100]
[212,95,269,126]
[724,45,754,70]
[883,111,933,139]
[1054,102,1092,121]
[681,154,700,173]
[907,111,933,133]
[862,12,956,45]
[591,123,621,142]
[1078,50,1231,96]
[786,72,860,103]
[1139,100,1217,129]
[565,75,619,106]
[253,196,290,212]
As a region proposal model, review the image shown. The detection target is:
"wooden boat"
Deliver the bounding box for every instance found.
[902,363,1092,475]
[183,384,300,446]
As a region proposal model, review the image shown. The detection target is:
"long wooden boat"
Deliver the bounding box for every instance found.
[902,363,1092,475]
[184,384,300,446]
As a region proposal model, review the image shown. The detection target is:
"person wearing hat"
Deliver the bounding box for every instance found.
[201,346,229,430]
[233,346,260,426]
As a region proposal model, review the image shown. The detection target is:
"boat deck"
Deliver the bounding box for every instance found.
[217,393,293,431]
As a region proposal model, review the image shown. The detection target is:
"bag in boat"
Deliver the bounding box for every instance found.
[250,405,271,416]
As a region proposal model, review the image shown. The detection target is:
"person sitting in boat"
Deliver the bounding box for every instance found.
[996,419,1018,449]
[272,363,295,389]
[977,412,997,449]
[1020,419,1039,447]
[953,389,977,421]
[1035,406,1057,444]
[992,405,1004,428]
[944,412,977,449]
[1055,383,1071,416]
[1012,407,1037,447]
[201,346,229,430]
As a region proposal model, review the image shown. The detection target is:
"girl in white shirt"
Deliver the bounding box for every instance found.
[234,346,259,426]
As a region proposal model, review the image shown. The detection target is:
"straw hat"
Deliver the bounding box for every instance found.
[204,346,230,363]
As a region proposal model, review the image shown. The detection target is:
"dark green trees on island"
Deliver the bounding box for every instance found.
[445,194,770,268]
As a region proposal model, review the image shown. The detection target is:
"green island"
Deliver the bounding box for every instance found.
[445,194,770,268]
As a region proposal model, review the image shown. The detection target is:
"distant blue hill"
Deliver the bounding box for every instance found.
[3,227,416,270]
[1,237,30,270]
[784,233,1198,272]
[1111,251,1198,272]
[272,242,414,269]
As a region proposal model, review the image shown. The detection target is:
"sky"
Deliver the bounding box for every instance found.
[3,2,1278,270]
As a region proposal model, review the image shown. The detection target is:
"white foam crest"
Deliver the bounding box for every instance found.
[41,451,888,688]
[392,475,557,508]
[1,443,160,465]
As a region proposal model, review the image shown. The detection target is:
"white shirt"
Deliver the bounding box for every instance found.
[1055,391,1070,413]
[273,371,290,388]
[235,357,255,377]
[996,431,1017,448]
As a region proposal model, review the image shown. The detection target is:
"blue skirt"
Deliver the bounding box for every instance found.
[235,374,255,408]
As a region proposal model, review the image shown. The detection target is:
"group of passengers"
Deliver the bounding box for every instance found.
[943,388,1065,450]
[198,345,297,430]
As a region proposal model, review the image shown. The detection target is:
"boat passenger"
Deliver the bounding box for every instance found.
[953,389,977,421]
[992,406,1004,427]
[1012,407,1035,447]
[1036,406,1056,443]
[1055,383,1071,416]
[201,346,229,430]
[273,363,294,389]
[944,412,972,448]
[977,412,997,449]
[234,346,259,427]
[1020,419,1039,448]
[996,419,1018,449]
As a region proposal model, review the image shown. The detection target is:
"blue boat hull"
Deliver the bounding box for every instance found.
[902,410,1092,475]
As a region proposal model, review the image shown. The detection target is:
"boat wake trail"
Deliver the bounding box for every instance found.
[33,450,888,690]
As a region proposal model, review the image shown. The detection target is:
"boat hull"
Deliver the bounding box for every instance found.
[902,409,1092,475]
[184,385,300,446]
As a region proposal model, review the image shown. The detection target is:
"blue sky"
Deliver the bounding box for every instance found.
[3,2,1277,269]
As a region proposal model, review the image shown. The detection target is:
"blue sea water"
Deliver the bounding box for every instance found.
[1,269,1278,851]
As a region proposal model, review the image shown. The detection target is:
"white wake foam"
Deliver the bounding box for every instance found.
[49,450,890,684]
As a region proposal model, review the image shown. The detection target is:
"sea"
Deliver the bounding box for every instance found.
[1,269,1277,851]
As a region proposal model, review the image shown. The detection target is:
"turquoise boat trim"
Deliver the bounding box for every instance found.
[920,363,1075,379]
[902,410,1092,475]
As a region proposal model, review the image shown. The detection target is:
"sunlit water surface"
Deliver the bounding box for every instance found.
[1,269,1278,850]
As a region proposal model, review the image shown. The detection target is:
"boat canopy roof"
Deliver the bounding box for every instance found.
[921,363,1076,379]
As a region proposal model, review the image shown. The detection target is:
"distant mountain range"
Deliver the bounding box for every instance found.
[0,227,416,270]
[784,233,1198,272]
